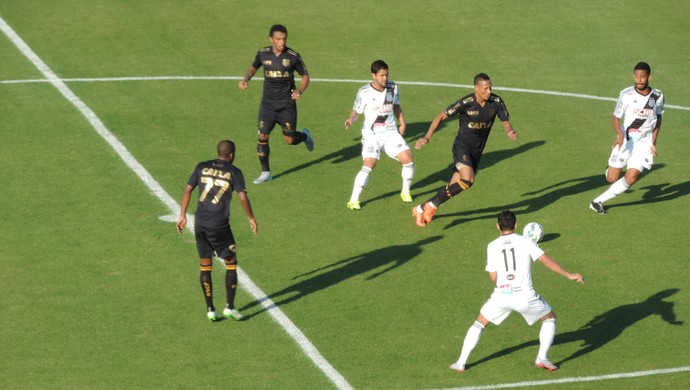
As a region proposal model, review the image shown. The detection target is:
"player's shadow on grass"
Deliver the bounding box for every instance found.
[364,141,546,206]
[272,141,361,181]
[240,236,443,319]
[271,122,431,181]
[466,288,683,370]
[606,179,690,212]
[440,164,667,230]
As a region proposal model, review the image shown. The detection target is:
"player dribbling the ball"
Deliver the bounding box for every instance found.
[449,210,584,372]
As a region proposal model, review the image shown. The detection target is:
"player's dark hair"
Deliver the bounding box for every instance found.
[217,140,236,156]
[497,210,517,232]
[474,73,491,85]
[269,24,288,37]
[371,60,389,74]
[634,62,651,74]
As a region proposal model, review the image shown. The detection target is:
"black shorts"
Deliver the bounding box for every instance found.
[258,99,298,136]
[452,137,482,173]
[195,225,237,260]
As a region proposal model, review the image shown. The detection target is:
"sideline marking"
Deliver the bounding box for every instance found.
[0,16,353,390]
[430,365,690,390]
[2,75,689,111]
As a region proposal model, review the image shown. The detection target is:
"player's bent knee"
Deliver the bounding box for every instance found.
[541,312,556,321]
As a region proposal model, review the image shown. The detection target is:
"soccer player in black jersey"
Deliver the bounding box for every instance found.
[412,73,518,227]
[239,24,314,184]
[177,140,258,322]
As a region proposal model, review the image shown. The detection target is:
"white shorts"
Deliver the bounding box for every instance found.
[479,290,552,326]
[361,131,410,160]
[608,141,653,171]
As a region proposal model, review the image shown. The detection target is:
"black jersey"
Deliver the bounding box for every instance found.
[252,46,308,102]
[187,159,246,228]
[444,93,510,153]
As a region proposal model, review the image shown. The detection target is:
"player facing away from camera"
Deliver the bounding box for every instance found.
[413,73,517,227]
[177,140,258,322]
[343,60,414,210]
[238,24,314,184]
[449,210,584,373]
[590,62,664,214]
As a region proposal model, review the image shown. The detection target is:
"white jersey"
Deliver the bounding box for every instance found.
[613,86,664,144]
[486,233,545,296]
[352,81,400,135]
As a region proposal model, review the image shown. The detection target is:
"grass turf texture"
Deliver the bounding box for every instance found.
[1,0,689,389]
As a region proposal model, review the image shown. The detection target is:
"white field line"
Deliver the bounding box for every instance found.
[0,16,354,390]
[429,365,690,390]
[2,75,690,111]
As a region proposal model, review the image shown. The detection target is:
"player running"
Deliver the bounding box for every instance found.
[413,73,517,227]
[590,62,664,214]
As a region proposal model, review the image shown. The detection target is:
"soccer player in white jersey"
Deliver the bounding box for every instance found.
[343,60,414,210]
[449,210,584,373]
[590,62,664,214]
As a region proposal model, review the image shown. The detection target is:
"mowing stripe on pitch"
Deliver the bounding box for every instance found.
[0,15,354,390]
[2,75,689,111]
[429,365,690,390]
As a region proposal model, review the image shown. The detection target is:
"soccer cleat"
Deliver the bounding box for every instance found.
[412,205,425,227]
[302,128,314,151]
[253,171,273,184]
[223,307,244,321]
[347,201,361,210]
[400,191,413,203]
[449,363,465,372]
[422,202,437,224]
[207,311,220,322]
[535,357,558,371]
[589,201,606,214]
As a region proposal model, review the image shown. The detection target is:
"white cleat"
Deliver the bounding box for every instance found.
[449,363,465,372]
[223,307,244,321]
[535,357,558,371]
[253,171,273,184]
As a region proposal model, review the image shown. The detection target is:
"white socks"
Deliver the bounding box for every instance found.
[401,162,414,192]
[594,178,630,204]
[456,321,485,366]
[537,318,556,360]
[350,166,372,202]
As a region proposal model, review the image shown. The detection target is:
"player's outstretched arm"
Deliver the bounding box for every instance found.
[237,191,258,235]
[538,253,584,284]
[415,111,448,149]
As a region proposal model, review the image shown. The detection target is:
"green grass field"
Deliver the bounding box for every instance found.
[1,1,689,389]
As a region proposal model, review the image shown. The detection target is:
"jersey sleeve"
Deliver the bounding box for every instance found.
[527,239,545,262]
[294,54,308,76]
[496,98,510,121]
[655,92,665,115]
[444,99,464,117]
[485,243,499,272]
[251,51,263,69]
[232,168,247,194]
[352,88,365,114]
[613,90,626,118]
[393,83,401,105]
[186,164,201,187]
